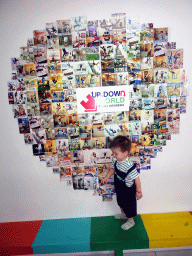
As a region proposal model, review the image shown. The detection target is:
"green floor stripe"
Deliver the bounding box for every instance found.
[90,215,149,253]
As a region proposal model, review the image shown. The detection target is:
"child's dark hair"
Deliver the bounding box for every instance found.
[109,135,131,153]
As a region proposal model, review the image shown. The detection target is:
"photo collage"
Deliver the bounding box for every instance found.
[8,13,189,201]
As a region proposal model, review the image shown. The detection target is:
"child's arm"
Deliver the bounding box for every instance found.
[101,168,114,184]
[135,176,143,200]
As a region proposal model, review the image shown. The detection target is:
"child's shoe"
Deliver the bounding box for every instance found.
[114,213,127,219]
[121,219,135,230]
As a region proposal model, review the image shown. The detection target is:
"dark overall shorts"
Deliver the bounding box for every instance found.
[114,161,137,218]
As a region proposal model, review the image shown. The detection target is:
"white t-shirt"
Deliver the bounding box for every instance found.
[110,157,139,187]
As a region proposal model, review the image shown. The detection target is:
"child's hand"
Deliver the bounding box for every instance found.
[101,176,109,185]
[136,191,143,200]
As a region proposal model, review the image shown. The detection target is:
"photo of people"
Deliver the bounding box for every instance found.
[18,117,30,134]
[12,104,27,118]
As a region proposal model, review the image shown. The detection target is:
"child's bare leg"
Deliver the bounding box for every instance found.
[128,217,134,221]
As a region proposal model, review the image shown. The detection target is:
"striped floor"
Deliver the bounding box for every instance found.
[0,211,192,256]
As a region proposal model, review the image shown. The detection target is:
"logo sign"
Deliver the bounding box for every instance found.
[76,86,129,114]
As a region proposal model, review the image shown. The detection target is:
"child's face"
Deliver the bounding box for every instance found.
[111,147,128,162]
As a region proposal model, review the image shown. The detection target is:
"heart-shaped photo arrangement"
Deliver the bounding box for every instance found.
[7,14,189,201]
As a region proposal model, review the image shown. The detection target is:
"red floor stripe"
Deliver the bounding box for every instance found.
[0,220,43,255]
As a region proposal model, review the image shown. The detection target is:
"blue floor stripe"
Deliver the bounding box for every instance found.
[32,217,91,254]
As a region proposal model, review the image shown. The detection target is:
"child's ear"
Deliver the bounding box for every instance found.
[123,150,129,156]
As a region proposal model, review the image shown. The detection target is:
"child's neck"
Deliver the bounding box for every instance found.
[118,156,128,162]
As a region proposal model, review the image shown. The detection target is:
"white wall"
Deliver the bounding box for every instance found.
[0,0,192,223]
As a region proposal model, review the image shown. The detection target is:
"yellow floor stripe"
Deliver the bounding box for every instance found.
[140,212,192,248]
